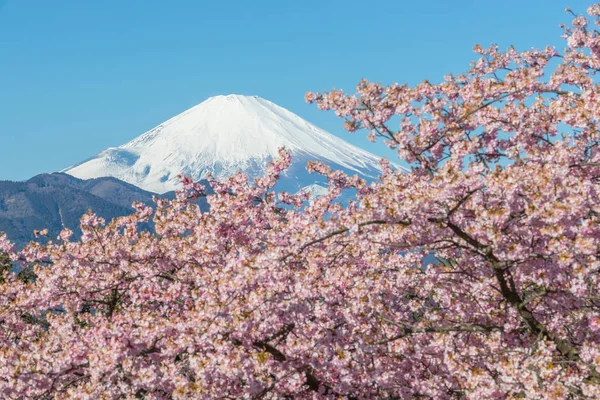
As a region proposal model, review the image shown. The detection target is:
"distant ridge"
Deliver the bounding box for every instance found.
[0,173,157,247]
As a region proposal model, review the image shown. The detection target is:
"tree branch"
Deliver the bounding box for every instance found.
[281,219,408,261]
[376,319,503,345]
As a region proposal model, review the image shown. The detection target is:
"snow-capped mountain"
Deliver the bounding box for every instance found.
[64,95,385,194]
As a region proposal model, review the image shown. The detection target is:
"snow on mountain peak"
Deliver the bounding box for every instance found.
[64,94,385,194]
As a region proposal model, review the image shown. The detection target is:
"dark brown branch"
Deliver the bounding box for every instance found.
[280,219,406,261]
[228,325,357,399]
[376,319,503,344]
[439,218,595,378]
[447,188,482,217]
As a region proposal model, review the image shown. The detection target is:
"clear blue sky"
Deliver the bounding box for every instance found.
[0,0,593,181]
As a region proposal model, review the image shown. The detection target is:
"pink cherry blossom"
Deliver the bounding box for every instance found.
[1,4,600,399]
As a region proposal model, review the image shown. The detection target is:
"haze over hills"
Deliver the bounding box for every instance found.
[64,95,386,194]
[0,173,157,246]
[0,173,213,248]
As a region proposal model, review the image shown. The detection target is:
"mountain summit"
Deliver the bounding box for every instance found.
[64,94,383,194]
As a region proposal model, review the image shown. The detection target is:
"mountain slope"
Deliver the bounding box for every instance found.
[0,173,157,247]
[64,95,385,193]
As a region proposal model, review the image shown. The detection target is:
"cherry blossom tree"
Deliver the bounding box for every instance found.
[2,4,600,399]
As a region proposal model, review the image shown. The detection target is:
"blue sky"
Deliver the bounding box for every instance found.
[0,0,593,181]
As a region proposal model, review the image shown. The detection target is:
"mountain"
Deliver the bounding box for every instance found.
[0,173,158,247]
[1,95,387,247]
[63,95,385,194]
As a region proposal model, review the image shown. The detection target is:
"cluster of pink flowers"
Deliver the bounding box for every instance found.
[2,4,600,399]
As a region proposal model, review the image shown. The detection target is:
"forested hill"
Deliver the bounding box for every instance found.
[0,173,158,247]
